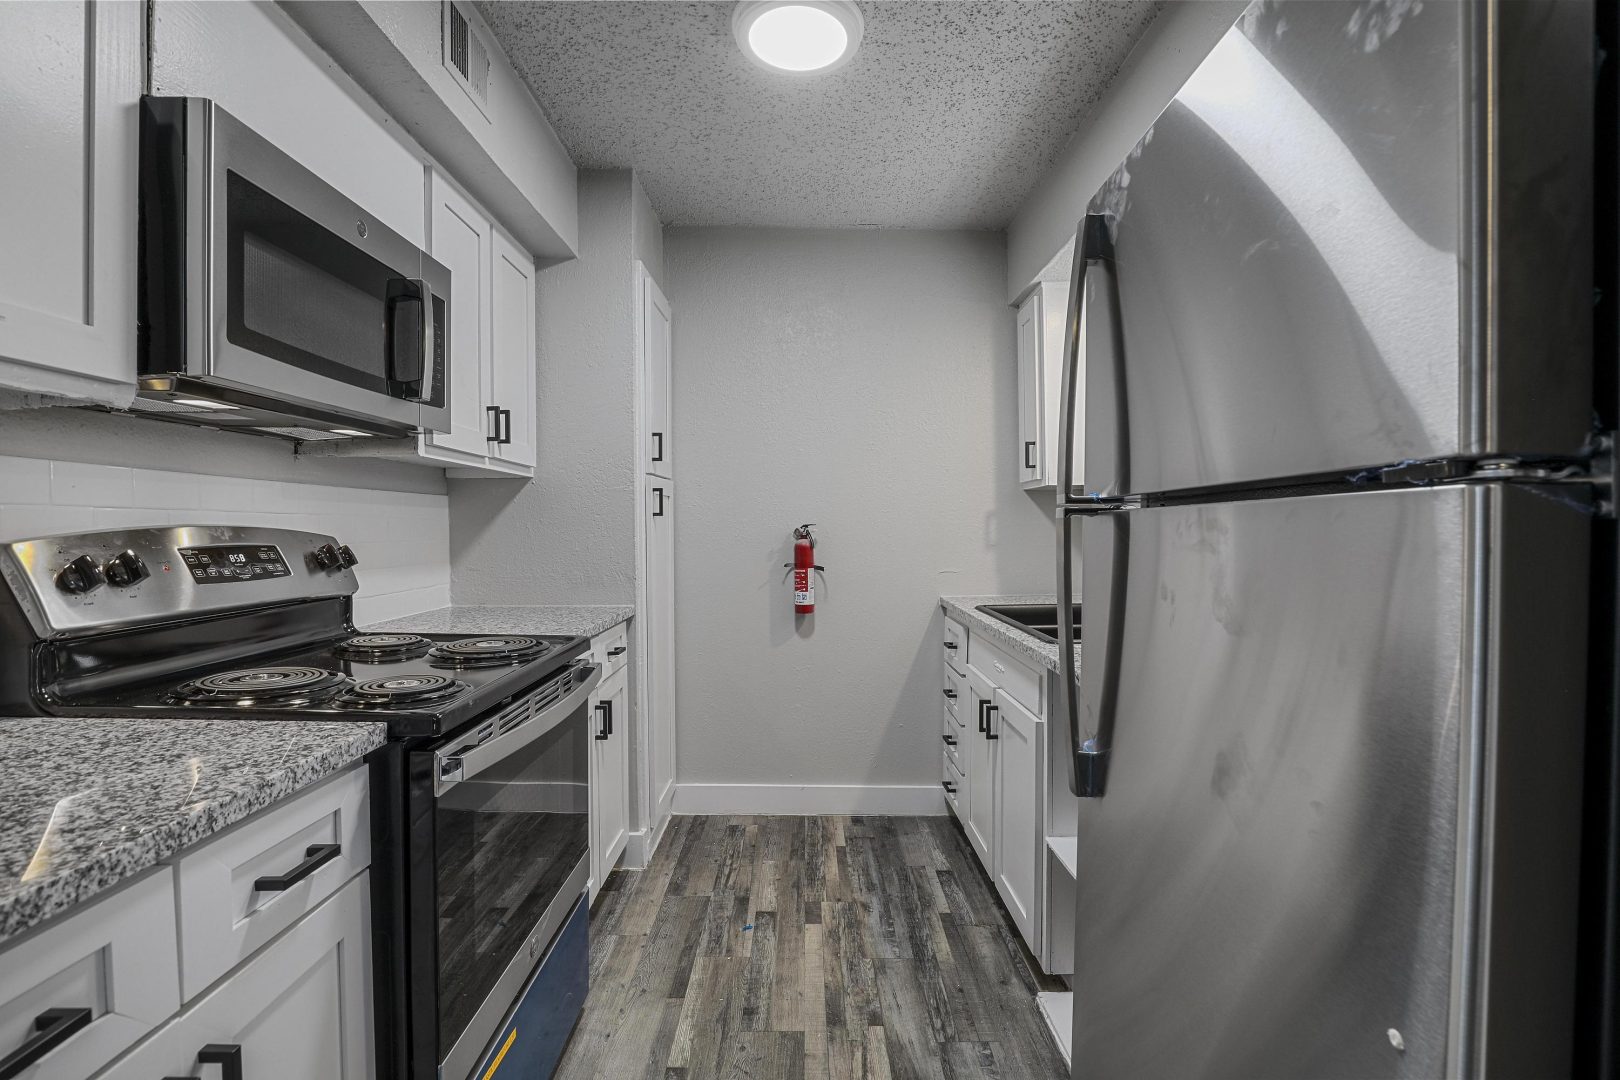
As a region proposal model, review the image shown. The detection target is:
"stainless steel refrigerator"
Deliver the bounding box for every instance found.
[1052,2,1603,1076]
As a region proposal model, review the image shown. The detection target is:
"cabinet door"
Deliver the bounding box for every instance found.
[1040,279,1080,490]
[640,267,673,478]
[963,665,997,870]
[98,874,373,1080]
[490,227,536,468]
[1016,291,1042,485]
[428,170,493,458]
[590,669,631,901]
[642,476,677,828]
[0,0,140,403]
[992,689,1042,951]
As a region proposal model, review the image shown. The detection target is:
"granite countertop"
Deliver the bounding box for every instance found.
[0,718,385,946]
[940,594,1082,681]
[365,604,634,640]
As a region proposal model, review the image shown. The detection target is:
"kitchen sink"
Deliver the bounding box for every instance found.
[975,603,1081,646]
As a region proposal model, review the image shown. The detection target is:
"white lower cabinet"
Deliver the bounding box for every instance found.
[992,689,1043,950]
[96,874,374,1080]
[589,659,631,902]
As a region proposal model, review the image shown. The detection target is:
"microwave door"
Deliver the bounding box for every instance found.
[198,104,438,432]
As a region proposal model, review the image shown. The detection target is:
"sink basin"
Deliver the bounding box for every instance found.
[975,603,1081,646]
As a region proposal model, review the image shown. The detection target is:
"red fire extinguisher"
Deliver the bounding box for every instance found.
[785,524,824,614]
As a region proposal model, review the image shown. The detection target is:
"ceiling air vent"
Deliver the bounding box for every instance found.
[442,1,492,120]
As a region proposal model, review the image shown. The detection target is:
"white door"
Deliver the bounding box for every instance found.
[590,668,631,900]
[0,0,140,403]
[992,689,1042,950]
[99,875,373,1080]
[643,475,677,828]
[490,227,536,467]
[640,267,673,478]
[1016,291,1042,486]
[963,666,997,869]
[428,170,493,457]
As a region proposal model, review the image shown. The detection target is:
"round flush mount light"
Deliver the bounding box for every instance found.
[733,1,863,74]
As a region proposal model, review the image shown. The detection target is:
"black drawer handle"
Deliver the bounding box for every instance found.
[595,701,612,740]
[943,641,958,651]
[985,703,1000,740]
[0,1007,91,1079]
[254,844,341,892]
[942,733,957,746]
[977,699,988,733]
[942,688,957,699]
[653,487,665,517]
[941,780,956,794]
[607,646,627,657]
[1025,440,1036,470]
[652,431,664,462]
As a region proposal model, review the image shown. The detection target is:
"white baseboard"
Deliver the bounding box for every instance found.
[620,809,674,870]
[672,783,949,817]
[1036,991,1073,1066]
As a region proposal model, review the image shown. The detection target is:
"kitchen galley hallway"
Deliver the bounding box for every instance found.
[557,815,1068,1080]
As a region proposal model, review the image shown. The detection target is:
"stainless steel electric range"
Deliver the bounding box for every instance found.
[0,525,597,1080]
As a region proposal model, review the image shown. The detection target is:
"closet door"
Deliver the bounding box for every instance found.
[640,267,673,479]
[643,476,677,825]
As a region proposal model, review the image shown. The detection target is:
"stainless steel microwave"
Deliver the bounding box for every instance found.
[136,96,450,440]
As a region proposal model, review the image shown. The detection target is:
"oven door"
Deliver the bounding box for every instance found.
[144,97,450,433]
[421,661,598,1080]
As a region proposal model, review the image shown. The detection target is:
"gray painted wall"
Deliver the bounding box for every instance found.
[449,170,661,604]
[1006,0,1245,299]
[664,227,1053,794]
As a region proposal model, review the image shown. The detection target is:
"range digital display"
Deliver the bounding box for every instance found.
[177,544,290,585]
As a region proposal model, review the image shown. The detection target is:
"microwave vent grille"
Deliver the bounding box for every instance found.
[253,426,350,441]
[127,397,217,416]
[442,2,491,119]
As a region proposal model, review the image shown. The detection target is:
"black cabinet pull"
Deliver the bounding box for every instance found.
[941,780,956,794]
[498,408,513,445]
[1024,440,1036,470]
[653,487,665,517]
[0,1007,91,1079]
[595,701,611,740]
[943,641,958,652]
[607,646,627,657]
[652,431,664,462]
[198,1044,244,1080]
[485,405,501,441]
[942,733,957,746]
[976,699,988,733]
[253,844,341,892]
[942,688,957,699]
[985,703,1000,740]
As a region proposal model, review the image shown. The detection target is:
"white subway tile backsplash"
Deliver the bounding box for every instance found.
[51,461,133,506]
[3,456,450,622]
[0,456,52,504]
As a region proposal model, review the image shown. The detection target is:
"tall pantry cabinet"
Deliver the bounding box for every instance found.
[638,264,678,835]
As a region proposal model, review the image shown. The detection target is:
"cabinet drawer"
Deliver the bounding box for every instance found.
[0,870,179,1080]
[967,632,1043,717]
[172,766,370,1000]
[942,751,965,818]
[593,624,630,681]
[942,664,964,722]
[942,615,966,673]
[942,707,962,771]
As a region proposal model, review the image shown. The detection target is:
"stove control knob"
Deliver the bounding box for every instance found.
[313,544,342,570]
[56,554,106,594]
[104,550,149,588]
[336,544,359,568]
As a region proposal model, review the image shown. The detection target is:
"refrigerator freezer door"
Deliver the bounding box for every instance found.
[1070,483,1588,1078]
[1077,1,1592,498]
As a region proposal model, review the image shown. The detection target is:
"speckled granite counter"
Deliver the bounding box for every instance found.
[940,594,1082,682]
[0,718,385,946]
[365,604,634,640]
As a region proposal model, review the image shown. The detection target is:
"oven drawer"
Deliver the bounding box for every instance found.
[593,623,629,681]
[0,870,179,1080]
[171,765,370,1000]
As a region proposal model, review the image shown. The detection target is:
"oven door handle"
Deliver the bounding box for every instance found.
[434,662,602,792]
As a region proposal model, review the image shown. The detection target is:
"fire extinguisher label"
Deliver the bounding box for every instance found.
[795,588,813,606]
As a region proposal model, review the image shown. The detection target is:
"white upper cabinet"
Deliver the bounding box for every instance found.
[1014,280,1080,491]
[641,267,674,479]
[490,227,537,469]
[0,0,141,406]
[429,171,494,459]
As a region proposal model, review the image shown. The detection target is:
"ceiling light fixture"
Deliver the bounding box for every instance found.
[733,1,863,74]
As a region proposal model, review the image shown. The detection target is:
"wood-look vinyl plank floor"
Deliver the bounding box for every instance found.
[555,815,1066,1080]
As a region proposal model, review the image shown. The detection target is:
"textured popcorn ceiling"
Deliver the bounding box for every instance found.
[478,1,1165,228]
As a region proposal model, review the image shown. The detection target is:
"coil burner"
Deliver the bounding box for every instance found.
[334,633,433,662]
[168,666,349,707]
[427,636,554,669]
[338,673,469,710]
